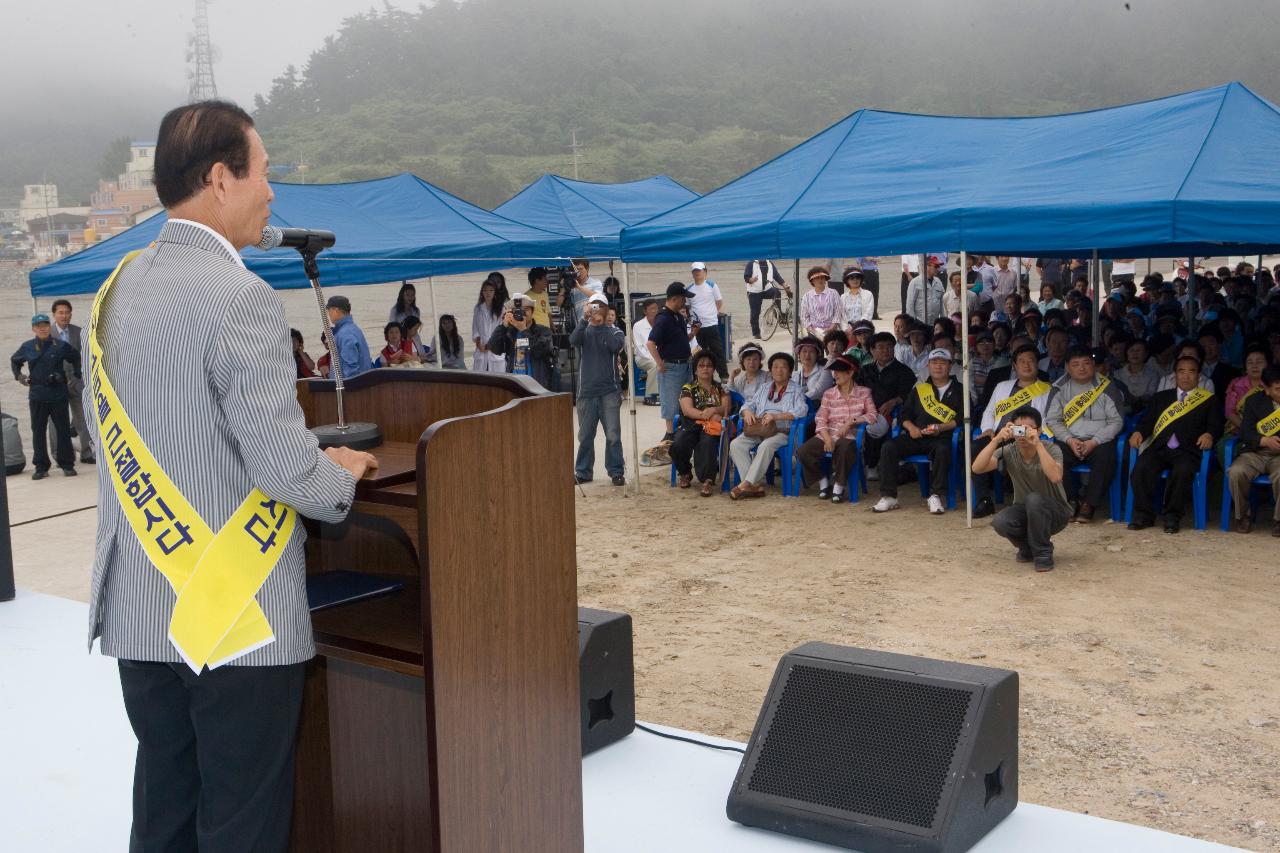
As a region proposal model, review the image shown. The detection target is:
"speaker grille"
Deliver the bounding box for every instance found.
[747,663,974,829]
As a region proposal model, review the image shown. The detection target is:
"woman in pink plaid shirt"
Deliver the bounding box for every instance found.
[796,356,890,501]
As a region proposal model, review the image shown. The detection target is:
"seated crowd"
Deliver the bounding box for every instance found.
[654,256,1280,568]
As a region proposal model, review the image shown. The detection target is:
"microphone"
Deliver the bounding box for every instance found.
[256,226,336,252]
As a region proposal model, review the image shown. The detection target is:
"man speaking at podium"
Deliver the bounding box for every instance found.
[85,101,377,852]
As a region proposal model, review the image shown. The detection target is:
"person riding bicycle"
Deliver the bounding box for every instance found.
[744,259,790,338]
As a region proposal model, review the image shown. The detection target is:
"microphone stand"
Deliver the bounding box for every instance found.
[299,244,382,450]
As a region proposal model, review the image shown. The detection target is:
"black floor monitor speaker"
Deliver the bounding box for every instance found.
[727,643,1018,853]
[577,607,635,756]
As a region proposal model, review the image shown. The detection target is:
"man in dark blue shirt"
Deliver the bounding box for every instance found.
[646,281,697,441]
[11,312,81,479]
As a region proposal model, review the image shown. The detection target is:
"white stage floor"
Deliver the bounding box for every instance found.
[0,591,1247,852]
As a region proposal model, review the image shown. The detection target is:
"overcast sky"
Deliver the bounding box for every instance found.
[2,0,377,113]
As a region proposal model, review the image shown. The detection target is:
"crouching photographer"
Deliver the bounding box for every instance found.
[488,291,555,389]
[971,406,1072,572]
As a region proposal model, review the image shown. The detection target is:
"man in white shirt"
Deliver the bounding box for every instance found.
[688,262,727,379]
[631,300,661,405]
[742,259,787,338]
[905,256,944,324]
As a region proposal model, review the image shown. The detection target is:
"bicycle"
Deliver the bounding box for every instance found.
[759,287,793,341]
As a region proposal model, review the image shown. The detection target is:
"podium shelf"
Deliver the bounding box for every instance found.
[356,441,419,490]
[311,575,423,677]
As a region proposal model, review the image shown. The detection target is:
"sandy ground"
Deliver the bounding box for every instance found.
[4,254,1279,850]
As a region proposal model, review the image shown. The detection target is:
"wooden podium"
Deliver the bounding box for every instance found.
[290,368,584,853]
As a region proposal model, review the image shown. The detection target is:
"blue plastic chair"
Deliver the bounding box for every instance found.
[1219,436,1276,530]
[890,419,960,510]
[631,361,647,398]
[1066,438,1127,523]
[1125,445,1211,530]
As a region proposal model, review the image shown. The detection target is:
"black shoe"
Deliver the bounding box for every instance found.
[973,497,996,519]
[1127,519,1152,531]
[642,396,660,406]
[1035,559,1055,572]
[61,467,77,477]
[817,486,832,500]
[1014,548,1033,563]
[610,475,626,486]
[831,492,845,503]
[81,456,95,464]
[32,470,47,480]
[1163,517,1181,534]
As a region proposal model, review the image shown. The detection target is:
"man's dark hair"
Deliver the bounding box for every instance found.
[1174,354,1202,372]
[1065,346,1093,363]
[1177,340,1206,362]
[1044,326,1069,342]
[154,100,256,208]
[572,258,589,268]
[1197,323,1223,343]
[1012,344,1040,363]
[527,267,547,285]
[870,331,896,347]
[51,298,72,313]
[1262,365,1280,386]
[1009,406,1043,429]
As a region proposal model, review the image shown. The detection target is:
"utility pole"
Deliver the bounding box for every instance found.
[187,0,219,102]
[569,129,584,180]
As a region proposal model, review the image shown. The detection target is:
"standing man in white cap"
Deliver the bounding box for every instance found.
[687,262,727,380]
[872,347,964,515]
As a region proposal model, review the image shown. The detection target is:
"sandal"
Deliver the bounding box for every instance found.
[729,484,747,500]
[677,473,692,489]
[700,481,714,497]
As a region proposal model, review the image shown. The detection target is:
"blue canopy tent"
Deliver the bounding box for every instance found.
[494,174,698,258]
[620,82,1280,261]
[619,82,1280,513]
[29,173,585,297]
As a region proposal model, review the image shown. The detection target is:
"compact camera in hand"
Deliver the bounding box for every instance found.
[1011,425,1028,438]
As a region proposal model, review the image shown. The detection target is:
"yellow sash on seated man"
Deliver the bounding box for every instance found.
[1258,405,1280,439]
[91,250,297,672]
[1150,387,1212,443]
[993,380,1052,436]
[1062,377,1111,428]
[915,382,957,424]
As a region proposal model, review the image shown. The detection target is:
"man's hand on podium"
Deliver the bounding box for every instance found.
[325,446,380,480]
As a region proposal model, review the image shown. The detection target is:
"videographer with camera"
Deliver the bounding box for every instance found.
[972,406,1072,572]
[11,312,82,479]
[487,291,555,389]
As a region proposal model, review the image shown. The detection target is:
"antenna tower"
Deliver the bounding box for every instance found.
[187,0,219,102]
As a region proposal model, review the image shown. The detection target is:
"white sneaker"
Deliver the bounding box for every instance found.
[928,494,945,515]
[872,497,899,513]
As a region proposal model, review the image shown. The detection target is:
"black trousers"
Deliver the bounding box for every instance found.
[797,435,858,487]
[694,324,728,379]
[970,435,996,500]
[746,288,780,338]
[119,659,306,853]
[671,424,721,482]
[879,433,951,498]
[1056,439,1118,508]
[862,269,881,318]
[30,397,73,472]
[1130,445,1199,523]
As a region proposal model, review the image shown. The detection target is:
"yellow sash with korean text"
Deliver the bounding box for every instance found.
[994,380,1050,422]
[1236,384,1262,417]
[1062,377,1111,427]
[1258,405,1280,438]
[91,250,296,672]
[1151,387,1212,442]
[914,382,957,424]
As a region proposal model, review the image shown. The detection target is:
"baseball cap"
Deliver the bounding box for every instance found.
[325,295,351,313]
[927,348,952,362]
[665,281,695,299]
[690,261,707,271]
[31,312,50,325]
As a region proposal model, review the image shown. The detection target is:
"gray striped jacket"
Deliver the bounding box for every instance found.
[84,220,356,666]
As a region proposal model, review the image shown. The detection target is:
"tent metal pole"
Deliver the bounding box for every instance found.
[622,262,641,496]
[427,277,439,348]
[1091,250,1101,347]
[960,250,972,529]
[792,259,800,341]
[919,254,928,325]
[1259,254,1266,300]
